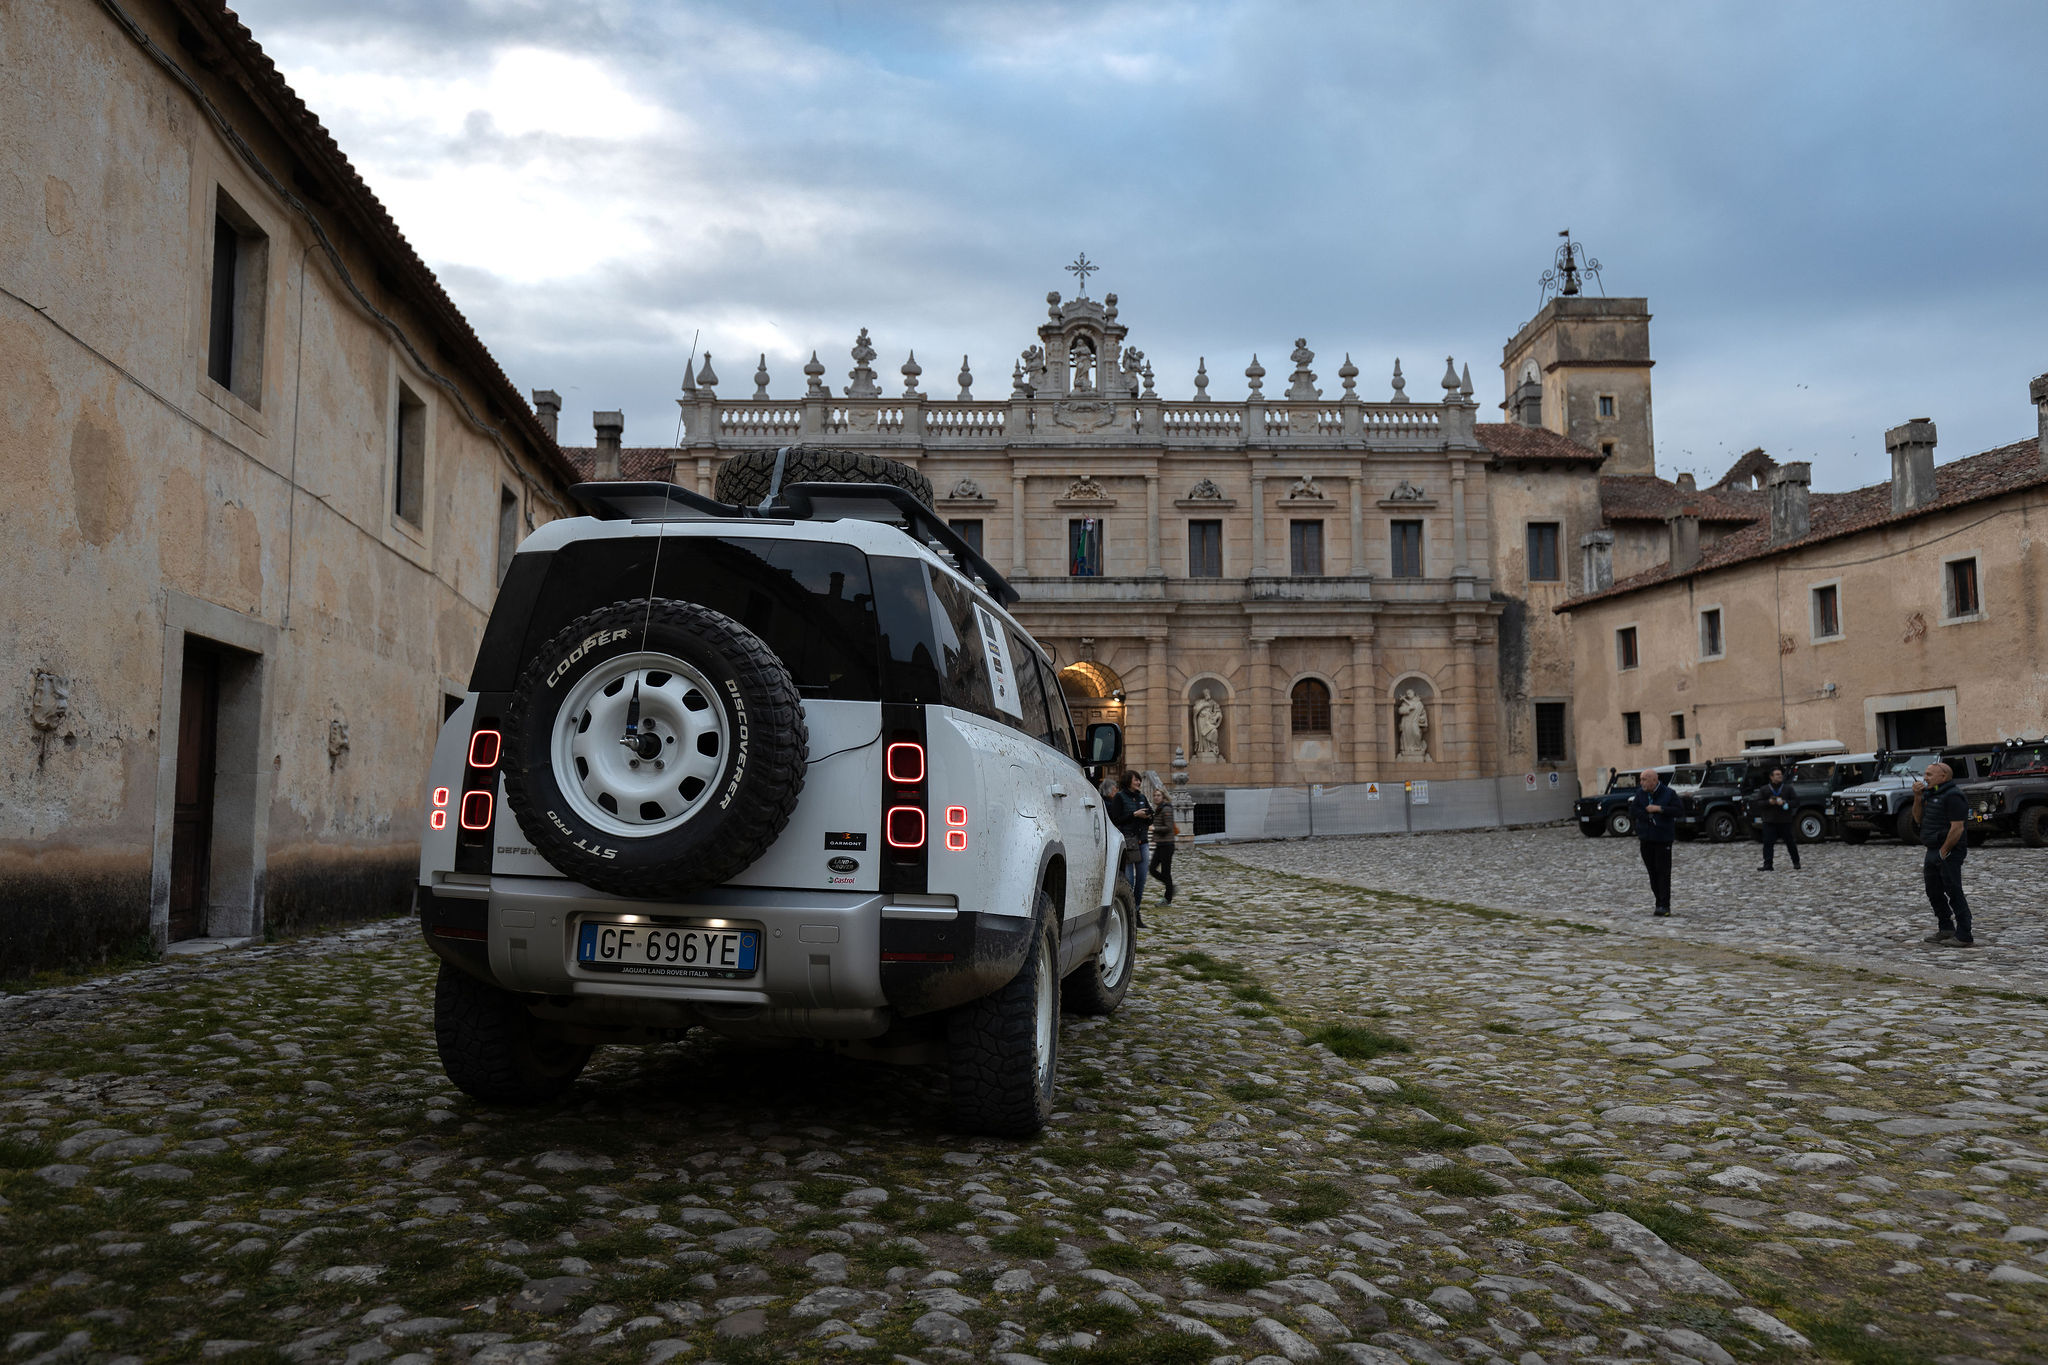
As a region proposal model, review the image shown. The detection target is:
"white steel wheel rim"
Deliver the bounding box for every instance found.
[551,651,730,838]
[1099,898,1129,987]
[1033,938,1057,1092]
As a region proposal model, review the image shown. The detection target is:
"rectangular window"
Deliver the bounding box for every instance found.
[1005,625,1059,749]
[1598,395,1616,418]
[1068,518,1104,577]
[1616,626,1639,671]
[947,518,984,556]
[1187,519,1222,577]
[1811,583,1841,639]
[1526,522,1560,582]
[496,488,520,585]
[1534,702,1568,763]
[1600,441,1615,460]
[1699,607,1724,659]
[205,194,268,406]
[394,380,426,527]
[1947,557,1981,617]
[1390,520,1423,578]
[1671,712,1686,739]
[1624,712,1642,745]
[1289,520,1324,577]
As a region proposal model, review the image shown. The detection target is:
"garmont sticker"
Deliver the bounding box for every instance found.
[824,832,867,850]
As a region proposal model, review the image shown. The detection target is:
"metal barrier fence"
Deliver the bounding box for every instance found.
[1206,773,1582,842]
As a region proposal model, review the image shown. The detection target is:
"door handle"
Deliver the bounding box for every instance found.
[1049,784,1067,798]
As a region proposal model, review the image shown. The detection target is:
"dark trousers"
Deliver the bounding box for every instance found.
[1760,821,1801,869]
[1923,845,1972,939]
[1639,840,1673,910]
[1149,843,1176,903]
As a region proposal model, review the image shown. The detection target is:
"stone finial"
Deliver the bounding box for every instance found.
[753,354,771,400]
[847,328,880,398]
[1459,363,1474,400]
[695,352,718,394]
[1141,360,1155,395]
[1440,356,1461,396]
[1285,338,1320,400]
[1885,417,1938,514]
[531,389,562,440]
[1194,358,1210,397]
[1011,359,1029,397]
[1390,358,1408,403]
[957,355,973,401]
[1245,354,1265,394]
[803,350,827,396]
[1104,292,1118,321]
[901,351,923,398]
[1046,290,1062,320]
[1338,354,1358,395]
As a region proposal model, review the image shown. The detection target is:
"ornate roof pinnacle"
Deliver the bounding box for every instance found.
[901,350,923,398]
[753,354,771,400]
[1245,354,1265,394]
[1441,356,1461,395]
[1338,353,1358,395]
[1390,358,1408,404]
[696,351,718,393]
[957,355,973,401]
[1194,358,1209,397]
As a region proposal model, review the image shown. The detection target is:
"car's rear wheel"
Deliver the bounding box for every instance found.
[1605,808,1635,838]
[1063,878,1136,1016]
[1707,810,1739,843]
[434,962,593,1105]
[503,599,807,897]
[1796,810,1826,842]
[949,895,1058,1136]
[2020,806,2048,848]
[714,447,935,510]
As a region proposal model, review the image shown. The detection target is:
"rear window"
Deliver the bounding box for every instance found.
[1702,762,1746,786]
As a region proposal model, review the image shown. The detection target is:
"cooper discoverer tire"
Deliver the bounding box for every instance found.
[1605,808,1636,838]
[949,894,1059,1137]
[714,447,935,510]
[1062,877,1136,1016]
[503,598,807,897]
[434,962,593,1104]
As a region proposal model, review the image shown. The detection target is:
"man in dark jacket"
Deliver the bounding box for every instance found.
[1107,771,1152,926]
[1755,766,1802,871]
[1630,768,1678,917]
[1912,761,1973,947]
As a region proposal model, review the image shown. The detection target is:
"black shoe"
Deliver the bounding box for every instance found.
[1937,937,1977,949]
[1924,928,1956,943]
[1653,907,1671,917]
[1757,864,1772,871]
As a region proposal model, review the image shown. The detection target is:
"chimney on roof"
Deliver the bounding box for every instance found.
[593,411,624,481]
[532,389,561,441]
[1885,417,1938,514]
[2031,372,2048,469]
[1675,471,1697,495]
[1767,461,1812,544]
[1579,529,1614,591]
[1666,507,1700,574]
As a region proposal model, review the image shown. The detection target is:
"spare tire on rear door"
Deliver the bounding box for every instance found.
[714,447,935,510]
[503,599,807,897]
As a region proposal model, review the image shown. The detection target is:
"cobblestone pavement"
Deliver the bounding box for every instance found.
[3,854,2047,1365]
[1220,826,2048,996]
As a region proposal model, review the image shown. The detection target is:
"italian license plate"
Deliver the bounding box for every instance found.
[576,920,760,979]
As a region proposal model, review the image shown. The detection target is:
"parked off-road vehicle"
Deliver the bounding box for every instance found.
[1573,764,1698,837]
[1960,738,2048,846]
[1779,753,1879,841]
[416,449,1135,1135]
[1830,744,1998,844]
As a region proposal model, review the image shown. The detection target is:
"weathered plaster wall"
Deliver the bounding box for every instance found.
[1486,464,1605,772]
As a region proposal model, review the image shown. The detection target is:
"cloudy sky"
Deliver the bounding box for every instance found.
[236,0,2048,490]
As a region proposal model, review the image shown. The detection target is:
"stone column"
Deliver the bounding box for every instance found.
[1011,473,1028,576]
[1146,635,1169,768]
[1348,473,1366,574]
[1249,637,1276,786]
[1450,456,1469,572]
[1349,629,1378,781]
[1249,474,1266,576]
[1453,613,1480,779]
[1145,474,1163,576]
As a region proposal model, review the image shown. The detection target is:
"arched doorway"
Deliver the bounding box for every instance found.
[1057,660,1125,739]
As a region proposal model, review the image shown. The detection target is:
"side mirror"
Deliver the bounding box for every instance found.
[1084,722,1123,766]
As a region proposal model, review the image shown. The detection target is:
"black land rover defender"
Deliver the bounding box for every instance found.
[1961,738,2048,846]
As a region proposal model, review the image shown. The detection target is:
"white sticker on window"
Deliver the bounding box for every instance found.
[974,604,1023,717]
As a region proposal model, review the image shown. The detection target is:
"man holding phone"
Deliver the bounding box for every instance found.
[1630,768,1678,917]
[1913,761,1973,947]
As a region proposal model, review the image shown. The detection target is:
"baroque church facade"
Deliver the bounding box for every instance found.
[565,266,1667,803]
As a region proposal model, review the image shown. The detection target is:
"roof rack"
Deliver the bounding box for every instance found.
[570,479,1020,607]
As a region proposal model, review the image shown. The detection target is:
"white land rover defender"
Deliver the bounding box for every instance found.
[416,450,1136,1135]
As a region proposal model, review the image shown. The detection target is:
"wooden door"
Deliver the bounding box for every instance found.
[169,645,219,942]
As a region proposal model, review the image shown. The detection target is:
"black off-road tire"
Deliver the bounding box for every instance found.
[714,447,935,509]
[1707,810,1739,843]
[1605,808,1636,838]
[1063,877,1136,1016]
[1895,808,1919,843]
[434,962,593,1105]
[1796,809,1826,843]
[1841,826,1870,845]
[1578,823,1603,838]
[502,599,806,897]
[2020,806,2048,848]
[949,896,1059,1137]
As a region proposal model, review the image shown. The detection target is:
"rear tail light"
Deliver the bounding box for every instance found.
[886,742,925,784]
[943,805,967,851]
[468,729,502,768]
[886,805,926,849]
[459,790,494,831]
[431,786,450,830]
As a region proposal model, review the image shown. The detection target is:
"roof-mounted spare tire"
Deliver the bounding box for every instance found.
[503,598,807,897]
[714,446,935,510]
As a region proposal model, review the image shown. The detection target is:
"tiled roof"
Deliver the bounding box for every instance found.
[1559,438,2047,613]
[560,448,683,482]
[1475,423,1605,464]
[177,4,581,490]
[1600,476,1767,524]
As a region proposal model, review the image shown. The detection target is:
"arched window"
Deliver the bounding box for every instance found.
[1290,678,1332,734]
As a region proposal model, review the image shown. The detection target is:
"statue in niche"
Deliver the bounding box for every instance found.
[949,476,983,500]
[1395,688,1431,761]
[1071,339,1096,393]
[1286,474,1324,500]
[1388,479,1427,502]
[1186,478,1224,501]
[1191,689,1225,763]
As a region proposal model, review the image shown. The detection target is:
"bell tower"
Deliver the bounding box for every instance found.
[1500,233,1656,476]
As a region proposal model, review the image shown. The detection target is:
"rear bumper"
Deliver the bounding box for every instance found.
[417,877,1030,1033]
